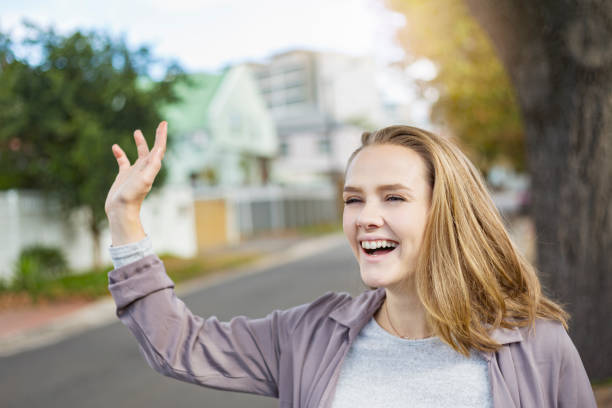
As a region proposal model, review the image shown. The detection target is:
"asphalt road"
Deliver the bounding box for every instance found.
[0,240,363,408]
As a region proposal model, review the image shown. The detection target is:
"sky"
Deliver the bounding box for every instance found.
[0,0,408,72]
[0,0,436,125]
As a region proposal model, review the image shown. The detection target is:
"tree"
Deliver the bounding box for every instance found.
[388,0,524,172]
[0,23,184,267]
[390,0,612,380]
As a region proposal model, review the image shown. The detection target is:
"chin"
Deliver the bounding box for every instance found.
[359,268,398,289]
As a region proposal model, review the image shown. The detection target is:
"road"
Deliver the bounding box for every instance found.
[0,240,361,408]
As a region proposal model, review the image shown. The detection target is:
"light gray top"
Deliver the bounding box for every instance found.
[331,317,492,408]
[109,235,154,269]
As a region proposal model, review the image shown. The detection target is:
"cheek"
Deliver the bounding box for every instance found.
[342,210,353,236]
[342,209,359,250]
[392,209,428,244]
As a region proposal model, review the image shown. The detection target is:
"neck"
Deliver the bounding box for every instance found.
[375,286,432,340]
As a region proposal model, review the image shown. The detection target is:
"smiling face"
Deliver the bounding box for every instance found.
[343,144,432,292]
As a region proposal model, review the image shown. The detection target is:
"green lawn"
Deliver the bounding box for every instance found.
[1,251,260,304]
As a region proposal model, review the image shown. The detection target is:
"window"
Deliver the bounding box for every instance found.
[318,138,331,154]
[280,142,289,156]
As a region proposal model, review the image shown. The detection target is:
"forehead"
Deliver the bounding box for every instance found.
[345,144,428,187]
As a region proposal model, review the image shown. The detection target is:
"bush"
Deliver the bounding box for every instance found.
[0,277,8,292]
[12,245,69,300]
[18,246,68,278]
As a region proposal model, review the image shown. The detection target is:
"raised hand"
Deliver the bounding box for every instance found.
[105,121,167,246]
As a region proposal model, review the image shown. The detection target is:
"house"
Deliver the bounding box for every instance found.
[245,49,388,186]
[163,65,278,187]
[161,66,336,252]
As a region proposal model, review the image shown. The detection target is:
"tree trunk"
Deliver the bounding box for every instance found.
[90,218,102,269]
[465,0,612,380]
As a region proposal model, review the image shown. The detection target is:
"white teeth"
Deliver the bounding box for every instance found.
[360,240,398,249]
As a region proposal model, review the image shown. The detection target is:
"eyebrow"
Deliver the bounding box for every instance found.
[343,183,415,195]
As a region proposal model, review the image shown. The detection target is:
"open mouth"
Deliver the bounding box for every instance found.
[360,240,399,256]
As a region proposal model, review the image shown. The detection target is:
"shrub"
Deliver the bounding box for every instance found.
[18,245,68,278]
[12,245,69,300]
[0,277,8,292]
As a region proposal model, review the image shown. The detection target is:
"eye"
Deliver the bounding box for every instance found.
[343,197,362,205]
[386,195,405,202]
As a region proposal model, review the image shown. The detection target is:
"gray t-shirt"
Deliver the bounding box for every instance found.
[331,318,493,408]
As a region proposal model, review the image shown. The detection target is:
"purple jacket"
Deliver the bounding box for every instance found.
[108,255,596,408]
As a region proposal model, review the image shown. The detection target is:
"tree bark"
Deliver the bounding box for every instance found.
[465,0,612,380]
[90,217,102,269]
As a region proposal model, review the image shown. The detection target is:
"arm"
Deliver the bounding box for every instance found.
[105,123,285,396]
[108,254,283,396]
[556,328,597,408]
[108,235,155,269]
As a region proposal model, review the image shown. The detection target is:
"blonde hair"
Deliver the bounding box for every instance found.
[348,125,568,355]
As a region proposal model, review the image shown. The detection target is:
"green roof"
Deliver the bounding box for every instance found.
[162,71,226,136]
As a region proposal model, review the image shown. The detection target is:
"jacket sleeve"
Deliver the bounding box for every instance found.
[556,327,597,408]
[108,254,294,397]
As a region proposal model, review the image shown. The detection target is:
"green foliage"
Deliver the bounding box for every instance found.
[1,252,260,302]
[0,22,185,250]
[41,267,111,300]
[11,245,69,300]
[387,0,525,172]
[18,245,69,278]
[12,256,45,301]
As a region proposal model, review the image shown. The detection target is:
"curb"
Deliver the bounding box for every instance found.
[0,233,347,357]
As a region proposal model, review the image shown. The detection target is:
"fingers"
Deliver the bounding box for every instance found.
[112,144,131,170]
[152,121,167,161]
[133,129,150,159]
[139,121,167,184]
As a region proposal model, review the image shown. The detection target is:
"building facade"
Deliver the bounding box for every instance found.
[163,65,278,187]
[246,50,388,186]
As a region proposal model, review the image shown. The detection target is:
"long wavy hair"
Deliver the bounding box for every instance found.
[348,125,568,355]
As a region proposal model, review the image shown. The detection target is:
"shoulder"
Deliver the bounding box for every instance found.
[519,318,567,347]
[514,318,577,364]
[491,319,595,406]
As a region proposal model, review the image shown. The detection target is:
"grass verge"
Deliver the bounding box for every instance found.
[0,251,260,307]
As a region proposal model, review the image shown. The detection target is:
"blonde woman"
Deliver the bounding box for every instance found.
[105,122,596,407]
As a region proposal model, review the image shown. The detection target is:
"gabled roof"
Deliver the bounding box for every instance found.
[162,71,227,136]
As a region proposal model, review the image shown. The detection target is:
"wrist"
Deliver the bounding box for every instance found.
[108,211,146,246]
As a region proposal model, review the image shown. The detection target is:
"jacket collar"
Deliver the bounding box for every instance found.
[329,288,523,351]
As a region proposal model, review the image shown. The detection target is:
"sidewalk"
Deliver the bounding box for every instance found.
[0,232,346,357]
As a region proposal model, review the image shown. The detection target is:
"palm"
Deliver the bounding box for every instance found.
[104,122,168,216]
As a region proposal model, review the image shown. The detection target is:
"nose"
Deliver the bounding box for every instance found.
[356,202,384,229]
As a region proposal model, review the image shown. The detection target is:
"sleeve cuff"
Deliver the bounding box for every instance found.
[108,254,175,310]
[109,235,155,269]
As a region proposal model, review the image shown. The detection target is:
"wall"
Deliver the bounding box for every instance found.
[1,184,339,280]
[193,184,339,249]
[0,186,197,281]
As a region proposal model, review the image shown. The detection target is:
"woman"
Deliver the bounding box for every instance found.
[105,122,596,407]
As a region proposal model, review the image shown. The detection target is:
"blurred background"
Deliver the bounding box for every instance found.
[0,0,610,407]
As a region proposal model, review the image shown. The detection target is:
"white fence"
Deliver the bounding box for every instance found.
[0,186,198,282]
[0,184,339,282]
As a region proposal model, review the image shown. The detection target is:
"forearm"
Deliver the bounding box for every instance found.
[108,209,146,246]
[107,256,279,396]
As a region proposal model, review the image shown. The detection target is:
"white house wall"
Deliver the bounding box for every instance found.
[271,126,362,186]
[209,66,278,157]
[316,53,387,126]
